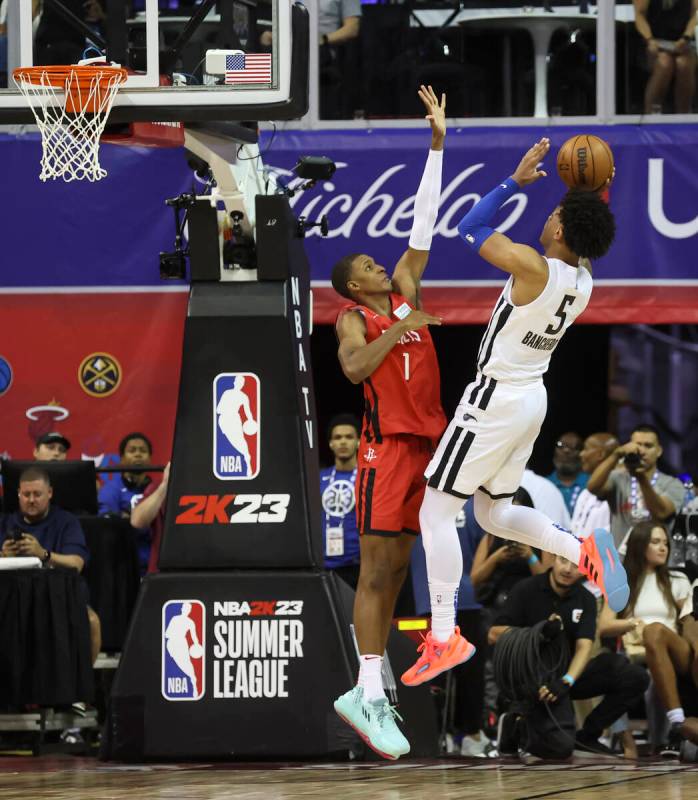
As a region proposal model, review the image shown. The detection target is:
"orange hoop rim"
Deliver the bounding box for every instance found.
[13,64,129,90]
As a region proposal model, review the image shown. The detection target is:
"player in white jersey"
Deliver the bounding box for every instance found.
[402,138,630,688]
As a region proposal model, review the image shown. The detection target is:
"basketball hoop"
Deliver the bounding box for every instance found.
[13,64,128,183]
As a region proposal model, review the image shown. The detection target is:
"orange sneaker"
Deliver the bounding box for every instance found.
[579,528,629,613]
[401,627,476,687]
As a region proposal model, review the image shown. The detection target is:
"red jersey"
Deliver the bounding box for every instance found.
[338,293,446,442]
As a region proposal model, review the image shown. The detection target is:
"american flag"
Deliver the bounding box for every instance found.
[224,53,272,85]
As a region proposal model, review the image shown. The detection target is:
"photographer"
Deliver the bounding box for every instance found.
[489,556,648,757]
[587,423,685,550]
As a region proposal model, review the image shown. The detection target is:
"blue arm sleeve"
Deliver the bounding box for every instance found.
[457,177,520,252]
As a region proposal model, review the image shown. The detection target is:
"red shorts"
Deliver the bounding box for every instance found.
[356,434,434,536]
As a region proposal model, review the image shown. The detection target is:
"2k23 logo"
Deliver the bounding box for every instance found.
[175,493,290,524]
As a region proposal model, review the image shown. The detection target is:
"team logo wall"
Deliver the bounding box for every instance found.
[0,356,12,397]
[78,352,122,398]
[162,600,206,701]
[213,373,260,480]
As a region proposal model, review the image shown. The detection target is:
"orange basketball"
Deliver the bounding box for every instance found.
[556,134,614,192]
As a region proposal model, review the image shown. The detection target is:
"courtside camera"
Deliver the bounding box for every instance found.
[293,156,336,182]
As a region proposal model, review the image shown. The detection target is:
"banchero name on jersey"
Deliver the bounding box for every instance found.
[520,331,560,352]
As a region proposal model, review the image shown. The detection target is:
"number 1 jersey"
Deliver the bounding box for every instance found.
[475,258,593,385]
[338,293,446,443]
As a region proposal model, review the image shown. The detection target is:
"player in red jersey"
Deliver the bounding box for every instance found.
[331,87,475,760]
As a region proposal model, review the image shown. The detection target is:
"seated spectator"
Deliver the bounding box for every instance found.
[587,423,686,549]
[0,466,101,663]
[99,433,153,572]
[33,431,70,461]
[571,432,619,539]
[547,432,588,517]
[634,0,697,114]
[598,520,695,751]
[99,432,153,516]
[321,414,360,589]
[411,499,490,756]
[131,461,170,574]
[490,555,649,756]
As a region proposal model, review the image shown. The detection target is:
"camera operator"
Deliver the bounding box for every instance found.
[489,556,649,756]
[587,423,685,550]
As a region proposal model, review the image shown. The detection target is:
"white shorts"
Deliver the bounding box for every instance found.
[425,375,547,499]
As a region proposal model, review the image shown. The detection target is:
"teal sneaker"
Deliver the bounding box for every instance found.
[334,686,410,760]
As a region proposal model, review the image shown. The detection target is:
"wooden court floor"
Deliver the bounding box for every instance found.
[1,757,697,800]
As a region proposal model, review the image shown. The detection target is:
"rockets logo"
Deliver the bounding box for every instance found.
[162,600,206,701]
[213,373,260,480]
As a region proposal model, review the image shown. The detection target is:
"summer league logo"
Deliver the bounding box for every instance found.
[213,373,260,480]
[162,600,205,701]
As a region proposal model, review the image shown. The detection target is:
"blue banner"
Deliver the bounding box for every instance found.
[262,125,698,283]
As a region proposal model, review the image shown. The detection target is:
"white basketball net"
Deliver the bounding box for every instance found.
[13,67,126,183]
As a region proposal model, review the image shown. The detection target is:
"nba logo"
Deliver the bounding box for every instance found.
[162,600,206,701]
[213,372,260,480]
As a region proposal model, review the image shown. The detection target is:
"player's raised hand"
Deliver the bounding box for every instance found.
[401,309,442,331]
[418,85,446,146]
[512,137,550,187]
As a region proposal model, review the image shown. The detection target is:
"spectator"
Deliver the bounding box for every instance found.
[98,432,153,517]
[318,0,362,119]
[33,431,70,461]
[571,432,619,539]
[321,414,360,589]
[131,461,170,574]
[598,520,695,751]
[490,555,649,756]
[547,432,588,516]
[411,499,490,756]
[587,423,686,549]
[634,0,698,114]
[0,466,101,663]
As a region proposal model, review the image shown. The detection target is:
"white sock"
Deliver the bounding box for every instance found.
[667,707,686,726]
[358,654,385,701]
[429,580,459,643]
[419,488,466,643]
[473,491,582,564]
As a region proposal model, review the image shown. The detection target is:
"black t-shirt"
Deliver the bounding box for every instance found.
[648,0,693,41]
[493,570,597,652]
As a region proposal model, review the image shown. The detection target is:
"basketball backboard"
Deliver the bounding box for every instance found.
[0,0,308,123]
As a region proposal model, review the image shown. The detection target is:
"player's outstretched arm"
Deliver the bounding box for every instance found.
[392,85,445,308]
[337,308,441,384]
[457,138,550,282]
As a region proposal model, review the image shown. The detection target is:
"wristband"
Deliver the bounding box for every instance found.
[41,549,51,565]
[528,554,539,566]
[562,673,575,686]
[322,34,329,46]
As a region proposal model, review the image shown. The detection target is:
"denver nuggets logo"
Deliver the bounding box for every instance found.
[78,353,122,398]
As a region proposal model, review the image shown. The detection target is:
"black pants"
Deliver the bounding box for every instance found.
[570,651,650,738]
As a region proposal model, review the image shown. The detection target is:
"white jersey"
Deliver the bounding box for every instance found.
[570,488,610,539]
[475,258,592,385]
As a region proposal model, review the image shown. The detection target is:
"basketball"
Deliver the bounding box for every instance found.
[242,419,258,436]
[556,134,614,192]
[189,643,203,659]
